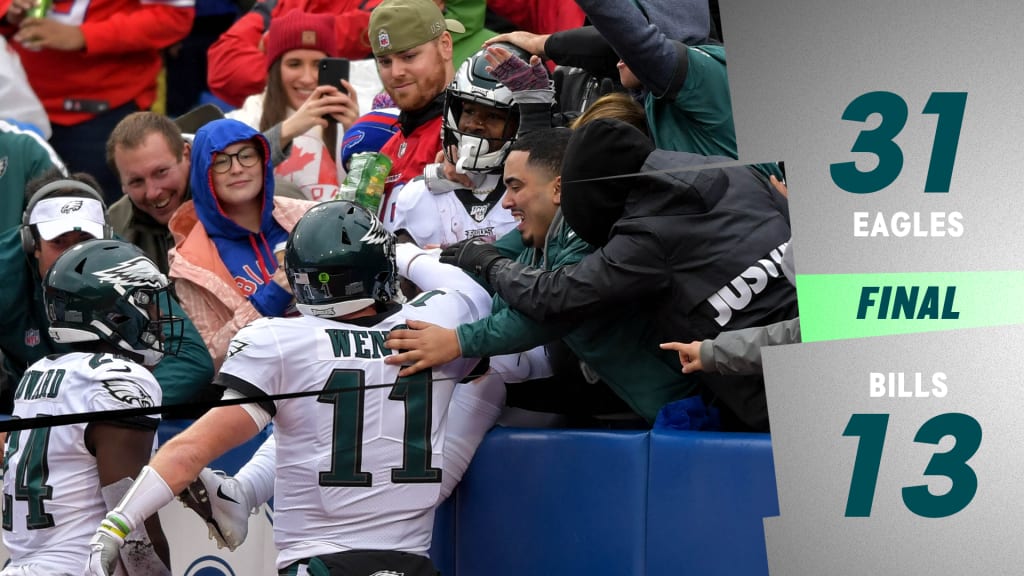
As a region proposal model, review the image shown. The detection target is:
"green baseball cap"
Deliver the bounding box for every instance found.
[369,0,466,57]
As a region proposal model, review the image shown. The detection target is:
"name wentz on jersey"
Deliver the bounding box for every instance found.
[218,288,480,568]
[2,353,161,574]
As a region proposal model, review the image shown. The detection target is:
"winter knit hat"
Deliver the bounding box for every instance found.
[560,118,655,247]
[265,11,336,68]
[340,107,400,169]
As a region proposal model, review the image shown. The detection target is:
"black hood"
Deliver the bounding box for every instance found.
[560,118,655,246]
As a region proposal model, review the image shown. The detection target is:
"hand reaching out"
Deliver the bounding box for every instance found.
[384,320,462,377]
[484,45,549,92]
[483,31,550,59]
[660,341,705,373]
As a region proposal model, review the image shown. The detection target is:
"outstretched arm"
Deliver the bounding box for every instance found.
[86,406,261,575]
[91,424,170,575]
[573,0,691,98]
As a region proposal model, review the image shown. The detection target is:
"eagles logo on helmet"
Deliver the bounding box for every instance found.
[44,239,183,366]
[285,200,398,319]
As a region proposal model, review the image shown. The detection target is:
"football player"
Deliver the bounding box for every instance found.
[383,45,527,248]
[2,239,176,575]
[86,201,490,576]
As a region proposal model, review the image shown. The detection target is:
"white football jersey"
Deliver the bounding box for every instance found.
[384,177,517,248]
[1,353,161,575]
[219,289,480,568]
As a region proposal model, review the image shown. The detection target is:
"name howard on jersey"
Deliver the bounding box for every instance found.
[14,368,65,401]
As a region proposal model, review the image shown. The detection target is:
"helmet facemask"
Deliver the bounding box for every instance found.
[442,51,520,175]
[45,247,184,367]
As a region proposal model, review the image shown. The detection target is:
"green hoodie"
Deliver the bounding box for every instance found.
[456,213,697,423]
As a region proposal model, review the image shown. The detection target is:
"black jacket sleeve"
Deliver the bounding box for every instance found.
[486,224,669,323]
[543,26,621,80]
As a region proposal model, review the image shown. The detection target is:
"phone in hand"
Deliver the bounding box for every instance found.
[318,57,350,94]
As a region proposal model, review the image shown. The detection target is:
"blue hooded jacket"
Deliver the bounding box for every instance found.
[189,118,292,317]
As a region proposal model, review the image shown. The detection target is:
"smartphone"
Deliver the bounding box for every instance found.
[318,57,350,94]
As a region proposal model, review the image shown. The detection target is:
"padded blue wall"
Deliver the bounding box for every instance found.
[432,428,778,576]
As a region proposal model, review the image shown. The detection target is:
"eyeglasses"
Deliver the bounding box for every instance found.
[211,147,261,174]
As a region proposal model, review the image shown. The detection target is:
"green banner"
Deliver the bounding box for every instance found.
[797,271,1024,342]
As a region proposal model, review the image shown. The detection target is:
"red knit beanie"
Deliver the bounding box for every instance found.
[265,11,336,68]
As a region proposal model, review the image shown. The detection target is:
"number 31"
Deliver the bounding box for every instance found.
[830,91,967,194]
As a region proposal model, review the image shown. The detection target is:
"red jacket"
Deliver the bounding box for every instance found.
[0,0,194,125]
[486,0,584,35]
[378,113,442,225]
[206,0,381,107]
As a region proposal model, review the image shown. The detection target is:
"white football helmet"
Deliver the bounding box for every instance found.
[442,43,531,174]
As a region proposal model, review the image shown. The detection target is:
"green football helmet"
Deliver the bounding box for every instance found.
[285,200,398,318]
[44,239,183,366]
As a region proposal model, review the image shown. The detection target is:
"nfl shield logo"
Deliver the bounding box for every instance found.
[378,29,390,51]
[25,329,40,347]
[470,204,488,222]
[0,156,7,179]
[398,142,407,158]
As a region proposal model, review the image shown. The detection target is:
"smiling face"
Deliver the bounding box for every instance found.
[376,35,452,112]
[114,132,190,225]
[501,150,560,248]
[279,48,326,110]
[210,141,265,211]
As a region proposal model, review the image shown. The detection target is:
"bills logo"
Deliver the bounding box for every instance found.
[343,131,365,152]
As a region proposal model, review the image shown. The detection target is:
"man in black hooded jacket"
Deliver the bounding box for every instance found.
[441,118,797,431]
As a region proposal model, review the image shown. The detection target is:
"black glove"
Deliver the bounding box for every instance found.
[440,238,506,278]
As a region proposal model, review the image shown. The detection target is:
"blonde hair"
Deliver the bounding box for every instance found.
[570,92,649,136]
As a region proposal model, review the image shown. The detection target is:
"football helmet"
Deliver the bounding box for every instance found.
[285,200,398,318]
[44,239,183,366]
[442,43,529,174]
